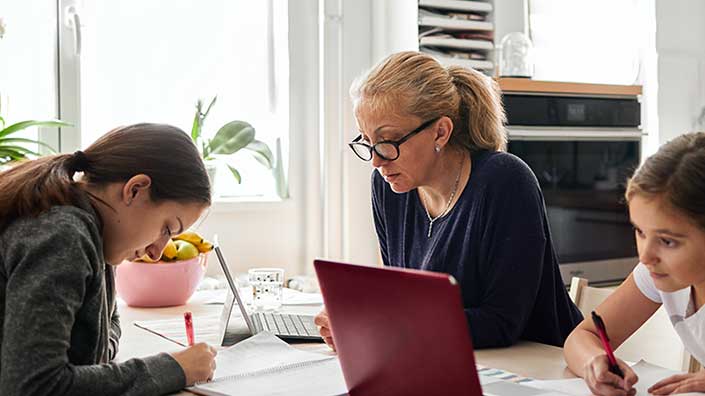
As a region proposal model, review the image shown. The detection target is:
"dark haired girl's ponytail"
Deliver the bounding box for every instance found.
[69,150,91,173]
[0,123,211,232]
[0,152,86,231]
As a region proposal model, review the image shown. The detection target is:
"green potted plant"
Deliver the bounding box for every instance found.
[190,96,274,184]
[0,117,69,165]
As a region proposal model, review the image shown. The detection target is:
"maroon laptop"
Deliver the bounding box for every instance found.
[314,260,483,396]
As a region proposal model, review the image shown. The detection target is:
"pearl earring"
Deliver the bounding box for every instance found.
[435,145,441,153]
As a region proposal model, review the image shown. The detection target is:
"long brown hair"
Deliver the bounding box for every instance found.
[0,123,211,230]
[350,51,506,152]
[626,132,705,230]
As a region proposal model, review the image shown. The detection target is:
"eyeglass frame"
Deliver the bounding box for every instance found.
[348,117,440,162]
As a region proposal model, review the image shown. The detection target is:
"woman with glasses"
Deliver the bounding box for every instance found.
[315,51,582,349]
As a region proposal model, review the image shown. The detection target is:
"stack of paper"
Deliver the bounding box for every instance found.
[417,0,495,72]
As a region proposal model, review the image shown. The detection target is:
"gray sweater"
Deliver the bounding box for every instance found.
[0,203,186,395]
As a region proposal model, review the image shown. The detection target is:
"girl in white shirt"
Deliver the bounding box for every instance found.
[564,132,705,396]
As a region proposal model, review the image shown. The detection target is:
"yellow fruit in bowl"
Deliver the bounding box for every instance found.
[174,231,214,253]
[162,239,178,261]
[174,240,200,261]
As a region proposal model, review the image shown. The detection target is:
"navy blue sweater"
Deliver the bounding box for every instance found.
[371,150,583,348]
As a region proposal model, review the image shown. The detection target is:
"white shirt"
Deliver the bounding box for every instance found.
[633,262,705,365]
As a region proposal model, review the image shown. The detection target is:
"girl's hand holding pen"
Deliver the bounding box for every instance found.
[584,354,638,396]
[171,343,218,386]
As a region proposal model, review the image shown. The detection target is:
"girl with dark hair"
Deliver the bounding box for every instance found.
[0,123,216,395]
[564,132,705,396]
[315,51,582,349]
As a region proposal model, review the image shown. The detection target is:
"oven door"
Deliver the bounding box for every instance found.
[507,127,643,285]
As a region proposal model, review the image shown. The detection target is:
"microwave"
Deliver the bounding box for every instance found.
[504,93,643,286]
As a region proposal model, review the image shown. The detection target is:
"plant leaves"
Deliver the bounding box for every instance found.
[203,96,217,119]
[226,164,242,184]
[192,96,217,144]
[244,140,274,169]
[0,137,56,153]
[209,121,255,155]
[0,144,41,157]
[0,120,72,139]
[0,147,26,158]
[190,107,202,142]
[202,140,211,160]
[0,147,31,162]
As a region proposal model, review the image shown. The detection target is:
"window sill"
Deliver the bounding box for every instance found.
[210,195,293,213]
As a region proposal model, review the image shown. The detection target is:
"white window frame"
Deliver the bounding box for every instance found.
[54,0,295,205]
[49,0,384,273]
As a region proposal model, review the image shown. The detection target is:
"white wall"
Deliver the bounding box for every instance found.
[656,0,705,145]
[493,0,527,44]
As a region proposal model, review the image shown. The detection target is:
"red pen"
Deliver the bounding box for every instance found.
[184,311,195,346]
[591,311,624,378]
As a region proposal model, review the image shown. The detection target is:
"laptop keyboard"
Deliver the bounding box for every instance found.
[250,312,319,337]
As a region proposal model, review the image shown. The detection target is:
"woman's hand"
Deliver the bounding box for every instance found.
[649,371,705,395]
[314,309,336,352]
[170,343,218,386]
[583,354,638,396]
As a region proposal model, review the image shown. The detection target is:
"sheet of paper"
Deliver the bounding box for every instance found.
[478,366,573,396]
[189,332,347,396]
[526,360,701,396]
[134,313,223,346]
[282,288,324,305]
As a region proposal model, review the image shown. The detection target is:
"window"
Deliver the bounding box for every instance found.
[0,2,58,152]
[528,0,647,85]
[63,0,289,199]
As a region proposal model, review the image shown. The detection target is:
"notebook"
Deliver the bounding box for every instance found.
[187,331,347,396]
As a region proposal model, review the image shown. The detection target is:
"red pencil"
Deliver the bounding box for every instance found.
[591,311,624,378]
[184,311,195,346]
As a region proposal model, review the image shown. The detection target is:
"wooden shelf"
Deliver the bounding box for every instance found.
[496,78,642,96]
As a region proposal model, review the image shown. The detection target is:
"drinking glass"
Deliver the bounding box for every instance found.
[248,268,284,311]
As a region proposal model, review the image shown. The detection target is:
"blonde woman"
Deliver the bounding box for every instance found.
[315,51,582,349]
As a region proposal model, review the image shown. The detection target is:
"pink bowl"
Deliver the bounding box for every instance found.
[115,253,208,307]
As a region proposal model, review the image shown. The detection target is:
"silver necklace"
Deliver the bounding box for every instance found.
[420,154,465,238]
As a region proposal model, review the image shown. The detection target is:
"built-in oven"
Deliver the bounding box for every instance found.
[503,91,643,285]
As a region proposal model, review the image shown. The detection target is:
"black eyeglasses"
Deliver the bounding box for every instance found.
[348,117,439,162]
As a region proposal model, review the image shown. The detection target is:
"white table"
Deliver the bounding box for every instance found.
[117,291,575,395]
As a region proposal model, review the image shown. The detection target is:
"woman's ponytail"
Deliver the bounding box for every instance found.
[351,51,506,153]
[447,66,506,152]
